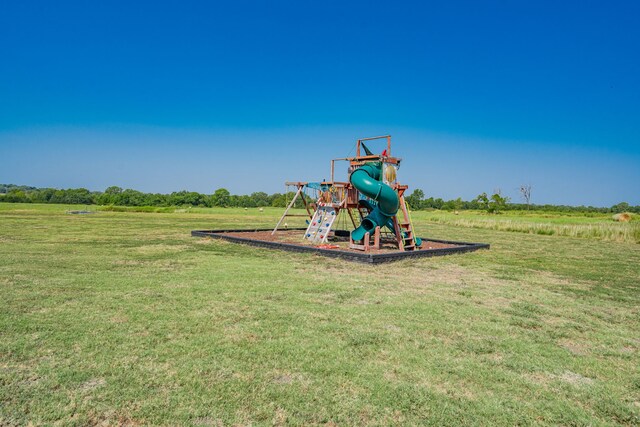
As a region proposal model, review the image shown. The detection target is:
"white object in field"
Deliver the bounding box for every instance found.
[304,206,337,244]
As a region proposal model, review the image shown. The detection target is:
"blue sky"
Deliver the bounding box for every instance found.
[1,1,638,206]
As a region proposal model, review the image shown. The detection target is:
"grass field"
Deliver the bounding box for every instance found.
[410,210,640,245]
[1,203,639,425]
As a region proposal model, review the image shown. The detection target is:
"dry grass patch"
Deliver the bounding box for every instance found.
[556,371,595,386]
[79,378,106,392]
[558,339,590,356]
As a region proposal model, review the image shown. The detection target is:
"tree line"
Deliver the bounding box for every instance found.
[0,184,638,214]
[0,185,302,208]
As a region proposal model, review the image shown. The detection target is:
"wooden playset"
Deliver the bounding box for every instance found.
[192,135,489,263]
[272,135,422,252]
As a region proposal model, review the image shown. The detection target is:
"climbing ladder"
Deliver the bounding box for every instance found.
[303,206,338,244]
[394,196,419,251]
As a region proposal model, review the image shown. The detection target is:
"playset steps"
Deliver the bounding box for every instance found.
[396,197,419,251]
[304,206,337,244]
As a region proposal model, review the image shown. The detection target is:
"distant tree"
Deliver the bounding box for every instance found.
[270,193,285,208]
[442,199,455,210]
[433,198,445,209]
[250,192,270,207]
[227,195,240,207]
[48,188,94,204]
[475,192,509,214]
[519,184,532,210]
[442,197,464,211]
[96,186,124,205]
[463,198,479,209]
[405,189,425,210]
[270,191,304,208]
[169,190,207,206]
[452,197,463,211]
[145,193,169,206]
[475,192,490,211]
[117,189,146,206]
[211,188,231,207]
[237,195,255,208]
[105,186,123,195]
[611,202,630,213]
[490,192,509,213]
[3,189,29,203]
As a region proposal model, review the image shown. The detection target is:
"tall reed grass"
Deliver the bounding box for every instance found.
[420,214,640,244]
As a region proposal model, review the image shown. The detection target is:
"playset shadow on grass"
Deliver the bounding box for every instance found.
[192,135,489,263]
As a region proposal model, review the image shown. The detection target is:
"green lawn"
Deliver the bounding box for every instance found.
[1,203,639,425]
[410,210,639,244]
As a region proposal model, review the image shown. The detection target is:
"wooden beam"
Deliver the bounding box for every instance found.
[392,216,404,250]
[346,208,358,229]
[272,186,303,235]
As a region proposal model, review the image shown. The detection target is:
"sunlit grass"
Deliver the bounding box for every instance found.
[1,203,638,425]
[412,210,640,244]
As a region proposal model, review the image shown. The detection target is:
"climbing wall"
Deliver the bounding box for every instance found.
[303,206,337,244]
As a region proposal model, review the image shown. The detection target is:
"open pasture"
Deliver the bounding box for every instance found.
[1,204,638,425]
[412,210,640,244]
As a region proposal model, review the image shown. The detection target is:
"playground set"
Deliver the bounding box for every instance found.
[192,136,488,263]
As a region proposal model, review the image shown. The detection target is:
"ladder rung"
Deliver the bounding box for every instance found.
[286,214,311,217]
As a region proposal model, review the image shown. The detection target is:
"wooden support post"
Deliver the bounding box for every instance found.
[374,226,381,249]
[300,190,312,218]
[346,208,358,229]
[272,185,303,235]
[331,159,335,183]
[392,216,404,250]
[364,232,370,252]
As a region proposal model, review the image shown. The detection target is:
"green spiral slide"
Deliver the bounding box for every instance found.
[349,162,399,241]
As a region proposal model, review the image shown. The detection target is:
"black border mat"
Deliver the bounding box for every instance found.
[192,228,489,264]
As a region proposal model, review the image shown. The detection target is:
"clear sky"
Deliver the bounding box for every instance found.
[1,1,638,206]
